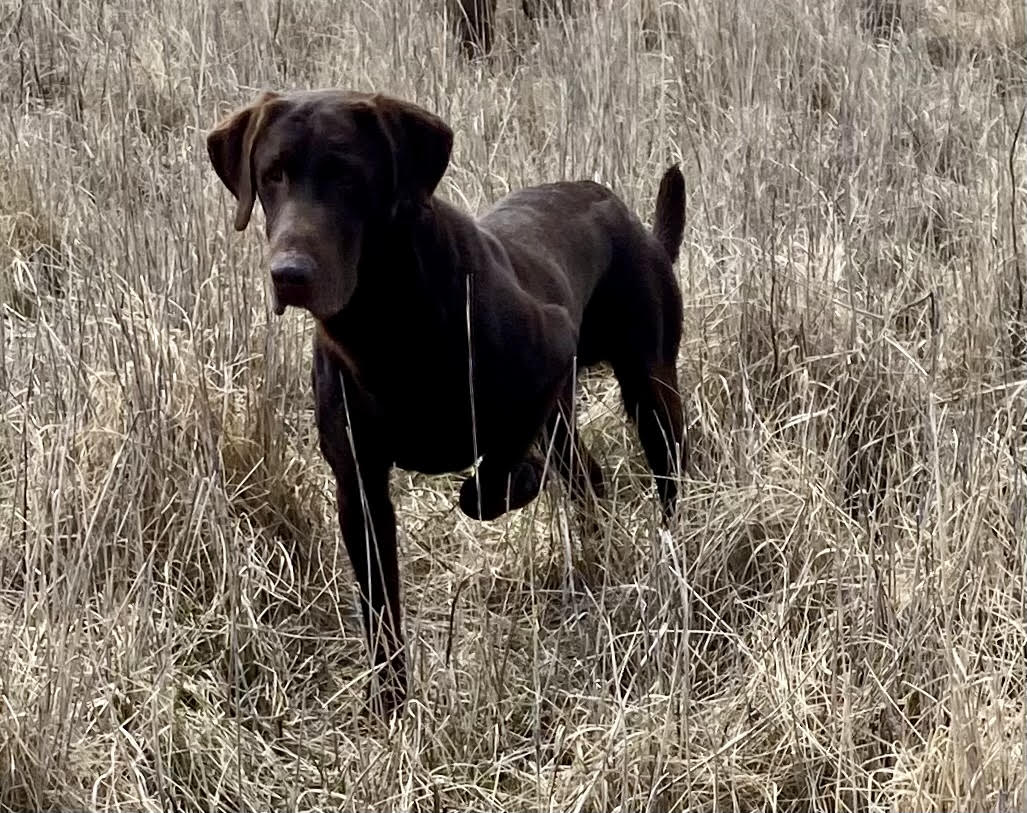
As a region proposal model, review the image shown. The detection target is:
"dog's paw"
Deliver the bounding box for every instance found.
[508,458,543,508]
[459,458,542,521]
[459,475,501,520]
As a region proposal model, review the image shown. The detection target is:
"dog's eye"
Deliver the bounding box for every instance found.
[262,165,284,186]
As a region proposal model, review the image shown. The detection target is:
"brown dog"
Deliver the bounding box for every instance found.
[207,89,687,716]
[449,0,574,58]
[449,0,496,58]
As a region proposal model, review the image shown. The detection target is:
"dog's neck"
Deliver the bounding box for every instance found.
[319,196,478,354]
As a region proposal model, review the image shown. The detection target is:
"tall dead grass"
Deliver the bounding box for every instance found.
[1,0,1024,810]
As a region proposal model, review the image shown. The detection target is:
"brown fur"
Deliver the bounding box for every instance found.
[448,0,574,58]
[449,0,496,58]
[207,89,687,716]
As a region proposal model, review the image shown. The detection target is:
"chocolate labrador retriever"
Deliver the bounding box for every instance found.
[207,89,687,716]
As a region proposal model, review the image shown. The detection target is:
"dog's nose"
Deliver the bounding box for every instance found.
[270,255,315,288]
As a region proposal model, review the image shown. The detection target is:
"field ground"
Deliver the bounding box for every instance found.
[1,0,1025,810]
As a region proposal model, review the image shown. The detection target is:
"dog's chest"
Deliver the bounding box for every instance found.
[329,317,521,475]
[368,351,478,474]
[385,386,477,474]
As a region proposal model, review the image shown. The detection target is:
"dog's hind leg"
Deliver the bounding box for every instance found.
[613,360,686,518]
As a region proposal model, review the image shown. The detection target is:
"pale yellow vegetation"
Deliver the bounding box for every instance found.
[1,0,1024,809]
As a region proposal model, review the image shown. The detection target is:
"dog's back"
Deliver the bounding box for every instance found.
[476,169,685,364]
[480,168,685,274]
[478,172,683,317]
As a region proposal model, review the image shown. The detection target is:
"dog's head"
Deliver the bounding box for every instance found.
[207,89,453,319]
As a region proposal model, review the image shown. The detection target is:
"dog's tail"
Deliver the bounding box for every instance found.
[652,164,686,265]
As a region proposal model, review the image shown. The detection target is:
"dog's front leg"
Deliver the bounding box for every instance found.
[458,383,556,522]
[459,449,546,522]
[334,461,405,717]
[313,344,405,717]
[459,304,579,522]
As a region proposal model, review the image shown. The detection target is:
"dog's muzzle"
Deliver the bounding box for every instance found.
[269,253,316,315]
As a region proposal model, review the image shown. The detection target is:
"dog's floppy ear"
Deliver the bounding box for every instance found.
[206,91,280,231]
[360,95,454,207]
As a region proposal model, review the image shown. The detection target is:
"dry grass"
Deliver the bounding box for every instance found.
[1,0,1025,810]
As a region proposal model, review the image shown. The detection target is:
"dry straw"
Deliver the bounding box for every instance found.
[1,0,1024,809]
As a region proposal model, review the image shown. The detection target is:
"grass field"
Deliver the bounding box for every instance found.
[1,0,1025,809]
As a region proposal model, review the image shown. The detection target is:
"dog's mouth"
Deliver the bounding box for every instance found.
[270,280,310,316]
